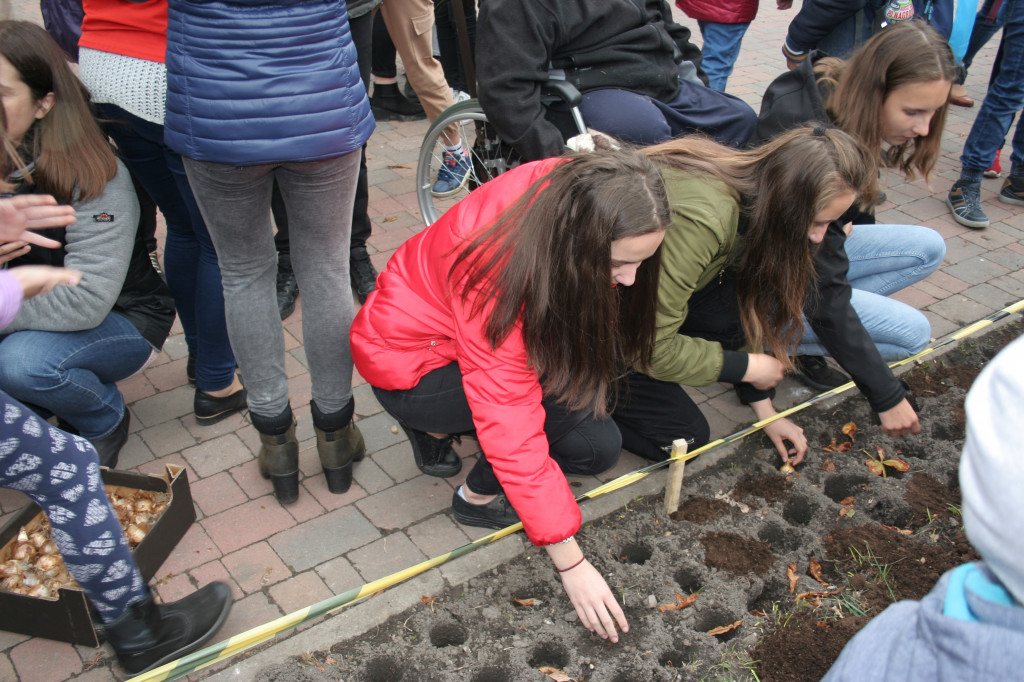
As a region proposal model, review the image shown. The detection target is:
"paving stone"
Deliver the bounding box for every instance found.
[347,532,429,583]
[268,570,334,615]
[0,653,13,680]
[438,534,529,588]
[203,496,297,555]
[928,295,995,327]
[144,356,190,392]
[269,506,380,572]
[138,418,197,458]
[190,471,249,517]
[9,637,82,682]
[154,571,194,603]
[131,384,195,427]
[963,282,1018,310]
[284,478,329,523]
[213,591,283,642]
[222,541,292,595]
[356,475,454,530]
[181,432,256,479]
[942,257,1010,286]
[183,408,251,443]
[406,514,473,558]
[0,629,29,653]
[191,559,244,600]
[314,555,362,595]
[229,458,275,500]
[156,521,223,577]
[358,411,407,453]
[373,440,420,483]
[302,474,368,512]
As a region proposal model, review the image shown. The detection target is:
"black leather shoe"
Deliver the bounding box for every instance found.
[402,425,462,478]
[101,583,232,675]
[90,411,130,468]
[794,356,849,391]
[194,385,247,426]
[370,83,426,121]
[350,246,378,304]
[186,354,196,386]
[277,268,299,320]
[451,488,520,530]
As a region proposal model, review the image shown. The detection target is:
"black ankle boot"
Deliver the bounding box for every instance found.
[401,425,462,478]
[350,246,378,304]
[257,421,299,504]
[277,267,299,320]
[101,583,232,675]
[89,411,131,468]
[370,82,426,121]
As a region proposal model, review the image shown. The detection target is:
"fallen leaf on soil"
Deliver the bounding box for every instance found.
[658,591,698,612]
[787,562,799,593]
[420,595,437,605]
[822,458,836,471]
[808,558,829,586]
[512,598,540,607]
[839,497,855,506]
[838,441,853,452]
[842,422,857,441]
[751,610,767,617]
[324,658,336,664]
[706,619,743,636]
[795,590,841,603]
[538,666,574,681]
[881,524,913,535]
[822,438,838,452]
[865,458,886,476]
[885,457,911,472]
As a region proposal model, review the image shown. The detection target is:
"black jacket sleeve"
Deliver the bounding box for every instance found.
[805,220,907,414]
[476,0,566,162]
[785,0,867,53]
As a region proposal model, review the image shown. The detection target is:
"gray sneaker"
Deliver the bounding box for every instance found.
[946,180,989,229]
[998,174,1024,206]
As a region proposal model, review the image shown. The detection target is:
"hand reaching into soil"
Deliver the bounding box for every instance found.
[559,560,628,642]
[878,398,921,437]
[751,398,807,465]
[546,540,628,642]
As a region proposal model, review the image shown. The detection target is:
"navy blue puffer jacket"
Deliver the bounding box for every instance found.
[164,0,374,165]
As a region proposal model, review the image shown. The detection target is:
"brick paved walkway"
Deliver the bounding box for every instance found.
[1,2,1021,680]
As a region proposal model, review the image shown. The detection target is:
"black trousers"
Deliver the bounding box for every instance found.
[373,362,621,496]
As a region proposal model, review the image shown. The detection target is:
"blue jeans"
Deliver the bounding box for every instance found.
[0,312,153,438]
[95,104,236,392]
[697,21,750,92]
[578,76,757,149]
[797,224,945,360]
[961,0,1024,176]
[184,151,360,418]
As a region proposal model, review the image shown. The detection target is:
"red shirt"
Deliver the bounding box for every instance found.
[80,0,167,63]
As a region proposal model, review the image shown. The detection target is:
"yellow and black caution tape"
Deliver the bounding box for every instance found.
[129,300,1024,681]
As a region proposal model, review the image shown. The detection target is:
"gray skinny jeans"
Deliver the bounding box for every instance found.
[184,151,360,418]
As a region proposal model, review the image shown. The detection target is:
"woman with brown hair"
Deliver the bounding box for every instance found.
[351,149,671,643]
[0,20,175,466]
[613,125,941,465]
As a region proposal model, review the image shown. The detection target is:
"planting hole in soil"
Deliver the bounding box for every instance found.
[250,322,1019,682]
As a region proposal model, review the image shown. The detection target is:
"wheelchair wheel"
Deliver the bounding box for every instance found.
[416,99,523,226]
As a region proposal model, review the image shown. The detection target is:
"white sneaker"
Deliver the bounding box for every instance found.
[451,88,470,103]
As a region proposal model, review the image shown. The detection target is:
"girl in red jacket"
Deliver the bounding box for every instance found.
[351,150,670,643]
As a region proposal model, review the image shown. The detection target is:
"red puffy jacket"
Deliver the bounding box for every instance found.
[350,158,581,546]
[676,0,758,24]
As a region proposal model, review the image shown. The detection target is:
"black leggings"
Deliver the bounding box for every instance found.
[372,363,621,495]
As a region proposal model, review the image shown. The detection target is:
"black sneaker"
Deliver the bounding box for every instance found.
[276,268,299,320]
[350,246,378,304]
[401,425,462,478]
[794,356,849,391]
[451,488,520,530]
[998,174,1024,206]
[947,180,990,229]
[370,83,426,122]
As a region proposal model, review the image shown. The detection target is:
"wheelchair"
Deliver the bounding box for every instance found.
[415,80,587,226]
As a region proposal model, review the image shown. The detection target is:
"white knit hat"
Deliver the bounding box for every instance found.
[960,333,1024,605]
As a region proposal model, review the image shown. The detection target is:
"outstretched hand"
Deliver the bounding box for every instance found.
[764,417,807,465]
[0,195,75,247]
[559,560,629,643]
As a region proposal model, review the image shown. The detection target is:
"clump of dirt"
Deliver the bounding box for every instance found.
[249,322,1019,682]
[670,496,733,523]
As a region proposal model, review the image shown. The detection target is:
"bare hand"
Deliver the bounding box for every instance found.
[0,195,75,247]
[742,353,786,390]
[777,0,793,8]
[9,266,81,299]
[0,241,31,264]
[560,560,629,642]
[764,417,807,465]
[878,398,921,437]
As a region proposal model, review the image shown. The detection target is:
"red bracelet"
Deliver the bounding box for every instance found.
[556,557,586,573]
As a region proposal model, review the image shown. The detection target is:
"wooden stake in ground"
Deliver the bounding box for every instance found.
[664,438,689,514]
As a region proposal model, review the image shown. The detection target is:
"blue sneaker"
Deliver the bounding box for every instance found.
[946,180,989,229]
[432,150,471,197]
[998,174,1024,206]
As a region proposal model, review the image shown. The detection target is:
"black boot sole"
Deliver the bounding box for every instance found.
[370,105,427,122]
[322,447,365,494]
[270,472,299,505]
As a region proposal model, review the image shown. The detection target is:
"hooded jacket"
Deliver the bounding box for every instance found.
[351,159,584,546]
[755,53,907,414]
[163,0,373,166]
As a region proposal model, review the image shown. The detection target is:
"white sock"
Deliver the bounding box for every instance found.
[442,141,465,157]
[456,485,469,501]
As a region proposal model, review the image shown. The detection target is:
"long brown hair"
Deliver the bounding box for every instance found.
[815,20,955,180]
[452,151,670,416]
[645,127,876,364]
[0,20,115,202]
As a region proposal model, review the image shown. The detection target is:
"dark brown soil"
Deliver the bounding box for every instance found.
[251,321,1021,682]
